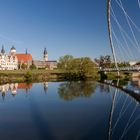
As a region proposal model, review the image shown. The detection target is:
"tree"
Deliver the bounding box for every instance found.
[57,55,74,70]
[29,64,37,70]
[21,63,28,70]
[58,55,98,80]
[95,55,112,69]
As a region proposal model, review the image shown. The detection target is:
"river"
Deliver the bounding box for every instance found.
[0,81,139,140]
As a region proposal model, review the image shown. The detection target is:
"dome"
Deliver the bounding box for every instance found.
[11,46,16,50]
[10,46,16,54]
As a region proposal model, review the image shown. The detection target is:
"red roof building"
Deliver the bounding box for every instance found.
[16,54,33,64]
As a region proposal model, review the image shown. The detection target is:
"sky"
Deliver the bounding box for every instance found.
[0,0,137,61]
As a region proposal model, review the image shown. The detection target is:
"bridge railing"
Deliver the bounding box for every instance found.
[101,66,140,72]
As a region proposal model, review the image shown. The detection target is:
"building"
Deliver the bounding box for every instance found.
[34,48,57,70]
[16,52,33,69]
[0,46,57,70]
[129,61,137,66]
[0,46,18,70]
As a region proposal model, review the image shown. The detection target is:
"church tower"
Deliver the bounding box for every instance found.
[44,48,48,61]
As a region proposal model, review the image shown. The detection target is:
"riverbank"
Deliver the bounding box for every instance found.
[103,72,131,80]
[0,70,66,84]
[0,69,134,84]
[0,69,99,84]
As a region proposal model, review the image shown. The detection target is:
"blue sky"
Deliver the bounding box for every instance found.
[0,0,136,61]
[0,0,111,60]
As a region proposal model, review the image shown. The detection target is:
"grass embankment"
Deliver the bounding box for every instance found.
[0,69,66,84]
[105,72,131,80]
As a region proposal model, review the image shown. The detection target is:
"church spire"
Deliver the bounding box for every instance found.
[1,45,5,54]
[44,48,47,55]
[25,49,28,54]
[43,48,48,61]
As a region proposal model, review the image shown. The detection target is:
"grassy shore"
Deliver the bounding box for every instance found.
[105,72,131,80]
[0,69,64,75]
[0,69,131,84]
[0,69,66,84]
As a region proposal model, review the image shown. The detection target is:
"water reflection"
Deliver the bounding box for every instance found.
[58,81,96,100]
[0,81,139,140]
[43,82,48,93]
[0,82,48,99]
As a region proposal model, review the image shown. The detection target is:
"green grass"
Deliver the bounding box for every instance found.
[0,69,65,75]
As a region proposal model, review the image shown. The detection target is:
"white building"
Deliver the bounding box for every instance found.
[129,61,137,66]
[0,46,18,70]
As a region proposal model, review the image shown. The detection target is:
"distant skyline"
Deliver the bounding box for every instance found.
[0,0,139,61]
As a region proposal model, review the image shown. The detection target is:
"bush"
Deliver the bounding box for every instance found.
[29,64,37,70]
[21,63,28,69]
[24,71,32,81]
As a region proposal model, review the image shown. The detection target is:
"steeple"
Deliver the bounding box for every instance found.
[25,49,28,54]
[44,48,47,55]
[1,45,5,54]
[43,48,48,61]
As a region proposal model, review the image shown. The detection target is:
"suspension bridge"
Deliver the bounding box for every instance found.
[107,0,140,75]
[106,0,140,140]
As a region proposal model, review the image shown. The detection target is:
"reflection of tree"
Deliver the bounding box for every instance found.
[58,81,96,101]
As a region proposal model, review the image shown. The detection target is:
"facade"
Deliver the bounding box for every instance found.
[0,46,18,70]
[34,60,57,70]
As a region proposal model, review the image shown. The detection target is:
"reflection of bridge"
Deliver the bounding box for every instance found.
[106,79,140,140]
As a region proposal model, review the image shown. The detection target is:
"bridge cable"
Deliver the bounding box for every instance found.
[110,6,136,61]
[119,104,138,140]
[111,28,131,61]
[115,0,140,53]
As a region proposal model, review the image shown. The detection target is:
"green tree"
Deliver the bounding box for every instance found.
[29,64,37,70]
[21,63,28,70]
[95,55,112,69]
[58,55,98,80]
[57,55,74,70]
[24,71,32,81]
[71,57,98,79]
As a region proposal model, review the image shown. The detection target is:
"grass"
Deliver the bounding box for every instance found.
[0,69,67,84]
[106,72,131,80]
[0,69,65,75]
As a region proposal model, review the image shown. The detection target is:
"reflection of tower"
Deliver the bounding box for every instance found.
[1,92,6,101]
[44,82,48,93]
[10,83,18,96]
[44,48,48,61]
